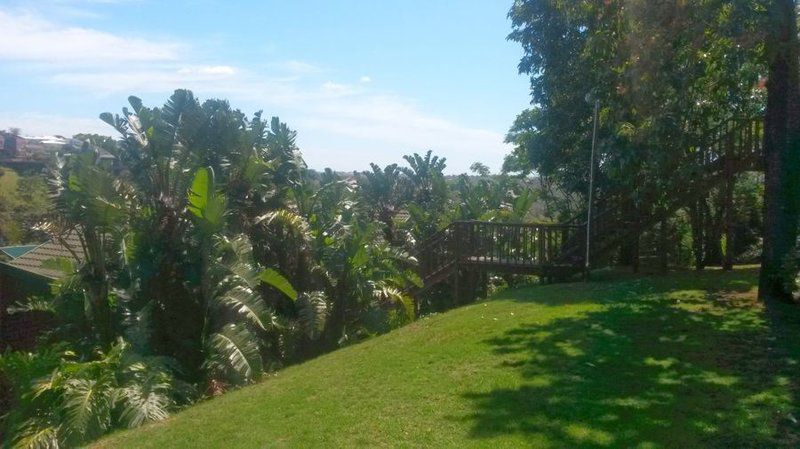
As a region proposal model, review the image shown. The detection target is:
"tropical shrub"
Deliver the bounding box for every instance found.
[0,341,184,449]
[2,90,539,447]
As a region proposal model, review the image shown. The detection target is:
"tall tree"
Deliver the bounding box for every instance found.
[758,0,800,301]
[507,0,767,269]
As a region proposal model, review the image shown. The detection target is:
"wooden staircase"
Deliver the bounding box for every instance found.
[413,117,765,298]
[415,221,586,296]
[576,117,765,266]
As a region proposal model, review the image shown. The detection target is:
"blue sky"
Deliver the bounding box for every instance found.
[0,0,530,174]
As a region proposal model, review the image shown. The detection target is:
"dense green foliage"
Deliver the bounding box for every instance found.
[505,0,773,270]
[1,341,183,448]
[94,268,800,448]
[506,0,765,200]
[0,91,544,447]
[0,167,50,246]
[2,1,796,446]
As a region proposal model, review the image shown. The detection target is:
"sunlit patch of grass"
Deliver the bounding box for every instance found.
[563,423,615,446]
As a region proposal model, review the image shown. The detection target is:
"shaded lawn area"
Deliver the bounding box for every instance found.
[95,267,800,448]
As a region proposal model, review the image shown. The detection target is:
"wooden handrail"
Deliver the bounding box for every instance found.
[416,220,586,287]
[412,117,764,297]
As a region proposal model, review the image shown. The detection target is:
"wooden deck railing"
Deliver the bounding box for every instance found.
[698,117,764,169]
[414,117,765,293]
[417,221,585,286]
[559,116,765,263]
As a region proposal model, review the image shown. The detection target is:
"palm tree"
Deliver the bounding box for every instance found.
[40,151,133,345]
[401,150,447,206]
[399,151,449,241]
[100,93,298,384]
[358,163,409,243]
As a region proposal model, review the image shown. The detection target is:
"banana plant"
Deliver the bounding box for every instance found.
[40,151,135,345]
[400,151,449,240]
[187,167,296,386]
[315,221,419,345]
[358,163,410,243]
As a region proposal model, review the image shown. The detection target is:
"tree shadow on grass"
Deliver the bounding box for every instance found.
[461,269,800,448]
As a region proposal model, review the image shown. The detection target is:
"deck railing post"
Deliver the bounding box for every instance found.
[585,98,600,279]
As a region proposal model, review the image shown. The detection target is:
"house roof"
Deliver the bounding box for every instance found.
[0,245,38,259]
[0,234,83,280]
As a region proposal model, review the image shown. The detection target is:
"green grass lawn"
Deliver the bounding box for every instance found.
[95,267,800,448]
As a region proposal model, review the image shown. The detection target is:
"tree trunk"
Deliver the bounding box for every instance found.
[325,272,350,347]
[689,200,707,270]
[704,200,723,266]
[380,207,396,244]
[722,127,736,271]
[723,172,736,271]
[84,227,112,344]
[632,217,641,274]
[759,0,800,302]
[659,218,669,273]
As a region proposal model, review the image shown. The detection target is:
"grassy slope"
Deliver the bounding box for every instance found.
[96,268,800,448]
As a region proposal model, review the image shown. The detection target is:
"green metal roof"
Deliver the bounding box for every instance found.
[0,245,38,259]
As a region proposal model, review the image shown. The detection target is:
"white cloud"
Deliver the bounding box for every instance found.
[291,90,510,173]
[0,112,114,137]
[276,60,323,75]
[0,8,182,64]
[178,65,237,76]
[0,8,510,173]
[320,81,355,97]
[197,65,237,75]
[49,65,254,95]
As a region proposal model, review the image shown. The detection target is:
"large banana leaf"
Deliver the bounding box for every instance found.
[188,167,226,231]
[259,268,297,301]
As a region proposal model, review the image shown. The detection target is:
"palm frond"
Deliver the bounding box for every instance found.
[61,377,114,443]
[7,296,55,314]
[12,417,61,449]
[254,209,309,238]
[118,381,171,428]
[216,285,272,331]
[295,291,329,339]
[372,283,415,321]
[205,324,263,384]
